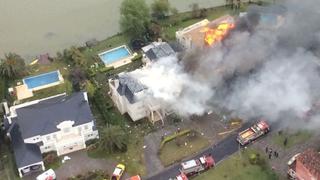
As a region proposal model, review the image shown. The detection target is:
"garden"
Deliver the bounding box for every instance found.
[158,130,210,166]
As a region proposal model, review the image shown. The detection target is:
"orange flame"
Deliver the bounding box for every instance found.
[204,23,235,46]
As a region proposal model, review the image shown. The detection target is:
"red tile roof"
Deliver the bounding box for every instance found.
[297,149,320,177]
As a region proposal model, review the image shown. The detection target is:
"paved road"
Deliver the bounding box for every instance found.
[147,122,253,180]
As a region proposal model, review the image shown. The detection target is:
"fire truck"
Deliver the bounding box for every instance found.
[237,120,270,146]
[170,172,189,180]
[179,155,215,177]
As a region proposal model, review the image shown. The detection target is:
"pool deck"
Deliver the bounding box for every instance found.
[16,84,33,100]
[98,45,136,68]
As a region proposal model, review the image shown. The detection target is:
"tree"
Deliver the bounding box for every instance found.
[0,53,26,79]
[151,0,170,20]
[120,0,151,38]
[70,47,86,67]
[70,67,87,91]
[148,22,162,39]
[99,126,129,153]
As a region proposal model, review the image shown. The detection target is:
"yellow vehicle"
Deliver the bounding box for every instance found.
[111,164,125,180]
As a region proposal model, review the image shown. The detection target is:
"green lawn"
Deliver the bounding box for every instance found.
[159,131,210,167]
[272,130,312,149]
[194,148,279,180]
[87,122,155,176]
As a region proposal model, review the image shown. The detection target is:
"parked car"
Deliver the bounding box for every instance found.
[126,175,141,180]
[36,169,56,180]
[111,164,125,180]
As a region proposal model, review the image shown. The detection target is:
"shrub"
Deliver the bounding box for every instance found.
[160,129,191,149]
[132,53,143,62]
[99,66,114,73]
[43,153,57,164]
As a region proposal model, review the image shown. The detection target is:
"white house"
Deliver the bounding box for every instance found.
[4,92,99,178]
[108,73,166,125]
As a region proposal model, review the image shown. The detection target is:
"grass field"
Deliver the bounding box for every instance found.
[87,122,155,176]
[194,148,279,180]
[272,130,312,149]
[159,131,210,167]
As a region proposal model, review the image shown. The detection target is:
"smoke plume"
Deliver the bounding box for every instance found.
[128,0,320,129]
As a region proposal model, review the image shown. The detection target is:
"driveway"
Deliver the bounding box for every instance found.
[24,150,129,180]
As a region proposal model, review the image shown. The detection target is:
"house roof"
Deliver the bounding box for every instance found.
[116,74,146,104]
[9,123,42,168]
[144,42,176,61]
[14,92,94,139]
[296,149,320,177]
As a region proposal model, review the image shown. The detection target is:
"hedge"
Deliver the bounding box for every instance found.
[160,129,191,149]
[99,66,114,73]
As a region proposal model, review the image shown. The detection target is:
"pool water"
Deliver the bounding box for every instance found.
[99,46,130,64]
[23,71,60,89]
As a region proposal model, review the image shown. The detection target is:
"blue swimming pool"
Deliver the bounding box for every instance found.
[23,71,60,90]
[99,46,131,65]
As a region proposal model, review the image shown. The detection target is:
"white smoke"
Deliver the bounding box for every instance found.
[126,0,320,129]
[129,56,212,116]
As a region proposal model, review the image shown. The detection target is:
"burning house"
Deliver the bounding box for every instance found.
[288,149,320,180]
[176,15,235,49]
[108,73,166,124]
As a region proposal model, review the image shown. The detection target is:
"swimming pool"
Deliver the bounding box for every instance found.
[98,45,132,66]
[23,70,63,90]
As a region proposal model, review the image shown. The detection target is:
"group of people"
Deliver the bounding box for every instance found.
[266,146,279,159]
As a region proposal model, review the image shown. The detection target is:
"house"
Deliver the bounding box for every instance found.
[287,148,320,180]
[176,15,234,49]
[141,41,177,65]
[108,73,166,124]
[4,92,99,177]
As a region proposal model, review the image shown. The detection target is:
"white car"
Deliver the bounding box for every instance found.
[36,169,56,180]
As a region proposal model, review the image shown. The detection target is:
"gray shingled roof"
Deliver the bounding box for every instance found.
[117,74,146,104]
[14,92,94,139]
[145,42,176,61]
[9,123,42,168]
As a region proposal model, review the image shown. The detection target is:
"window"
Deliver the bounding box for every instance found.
[53,134,57,139]
[46,135,51,141]
[84,125,88,130]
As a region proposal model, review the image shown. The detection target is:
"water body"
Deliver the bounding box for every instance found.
[0,0,226,60]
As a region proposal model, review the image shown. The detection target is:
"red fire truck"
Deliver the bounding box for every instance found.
[170,172,189,180]
[179,155,215,177]
[237,120,270,146]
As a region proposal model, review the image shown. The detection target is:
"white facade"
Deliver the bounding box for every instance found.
[6,92,99,177]
[108,78,165,124]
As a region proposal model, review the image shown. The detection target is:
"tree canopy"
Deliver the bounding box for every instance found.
[151,0,170,20]
[0,53,26,79]
[99,126,129,153]
[120,0,151,38]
